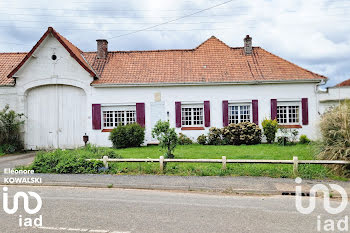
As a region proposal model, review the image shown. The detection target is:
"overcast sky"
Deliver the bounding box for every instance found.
[0,0,349,87]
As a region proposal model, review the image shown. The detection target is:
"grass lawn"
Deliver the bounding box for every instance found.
[24,144,347,180]
[108,144,346,180]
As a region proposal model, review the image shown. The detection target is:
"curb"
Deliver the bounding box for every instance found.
[0,181,282,196]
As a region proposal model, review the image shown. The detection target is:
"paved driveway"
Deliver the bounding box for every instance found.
[0,152,36,173]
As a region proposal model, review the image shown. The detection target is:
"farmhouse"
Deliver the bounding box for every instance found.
[0,27,329,149]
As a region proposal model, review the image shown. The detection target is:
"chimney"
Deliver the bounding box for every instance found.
[96,39,108,59]
[244,35,252,55]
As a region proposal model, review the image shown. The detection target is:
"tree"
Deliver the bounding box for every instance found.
[152,120,178,158]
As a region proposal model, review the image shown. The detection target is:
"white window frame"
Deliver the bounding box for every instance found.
[181,104,204,127]
[228,103,252,124]
[277,101,301,125]
[102,105,136,129]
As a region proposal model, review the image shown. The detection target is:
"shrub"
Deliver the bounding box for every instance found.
[222,122,261,145]
[207,127,223,145]
[299,135,311,144]
[109,123,145,148]
[262,118,278,143]
[197,134,207,145]
[0,105,25,153]
[29,149,105,174]
[318,100,350,176]
[178,133,193,145]
[152,120,178,158]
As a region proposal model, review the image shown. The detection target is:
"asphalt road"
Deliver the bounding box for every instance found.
[1,186,348,233]
[0,153,36,173]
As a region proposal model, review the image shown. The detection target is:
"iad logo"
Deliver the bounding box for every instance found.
[2,187,43,227]
[295,177,349,232]
[2,187,42,214]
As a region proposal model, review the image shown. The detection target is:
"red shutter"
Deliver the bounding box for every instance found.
[222,100,229,127]
[271,99,277,120]
[302,98,309,125]
[92,104,101,130]
[204,101,210,127]
[175,102,181,128]
[252,100,259,125]
[136,103,145,127]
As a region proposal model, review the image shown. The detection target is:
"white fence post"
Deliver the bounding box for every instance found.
[293,156,298,176]
[222,156,227,170]
[160,156,164,173]
[103,156,109,169]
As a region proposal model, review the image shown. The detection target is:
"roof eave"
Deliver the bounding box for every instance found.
[91,79,324,87]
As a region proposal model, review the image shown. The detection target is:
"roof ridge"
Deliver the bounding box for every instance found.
[83,46,257,54]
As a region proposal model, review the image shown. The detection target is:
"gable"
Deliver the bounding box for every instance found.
[11,35,96,87]
[7,27,96,80]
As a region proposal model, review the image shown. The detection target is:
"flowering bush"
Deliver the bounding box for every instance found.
[178,133,193,145]
[222,122,261,145]
[207,127,223,145]
[197,134,207,145]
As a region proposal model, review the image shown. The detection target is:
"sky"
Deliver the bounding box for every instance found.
[0,0,349,87]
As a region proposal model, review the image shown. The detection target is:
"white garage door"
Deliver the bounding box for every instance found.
[26,85,86,149]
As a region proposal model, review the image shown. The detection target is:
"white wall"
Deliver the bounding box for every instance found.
[318,86,350,114]
[0,87,18,112]
[90,83,320,146]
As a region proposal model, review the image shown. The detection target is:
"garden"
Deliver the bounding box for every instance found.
[4,100,350,180]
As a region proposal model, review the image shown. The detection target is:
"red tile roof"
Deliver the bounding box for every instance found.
[0,53,26,86]
[1,28,327,86]
[336,79,350,87]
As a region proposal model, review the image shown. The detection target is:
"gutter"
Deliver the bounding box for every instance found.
[91,79,324,87]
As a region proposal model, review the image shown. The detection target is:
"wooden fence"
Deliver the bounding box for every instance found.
[86,156,350,175]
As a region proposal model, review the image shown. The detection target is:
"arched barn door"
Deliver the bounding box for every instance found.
[26,85,86,149]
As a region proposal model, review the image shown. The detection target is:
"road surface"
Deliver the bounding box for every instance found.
[0,153,36,173]
[0,186,348,233]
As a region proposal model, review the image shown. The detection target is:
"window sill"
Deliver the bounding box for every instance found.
[101,129,113,132]
[278,125,302,129]
[181,127,205,130]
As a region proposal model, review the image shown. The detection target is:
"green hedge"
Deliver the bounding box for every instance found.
[109,123,145,148]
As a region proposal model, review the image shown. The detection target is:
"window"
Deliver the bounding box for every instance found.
[228,104,251,124]
[181,105,203,126]
[102,106,136,128]
[277,103,300,124]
